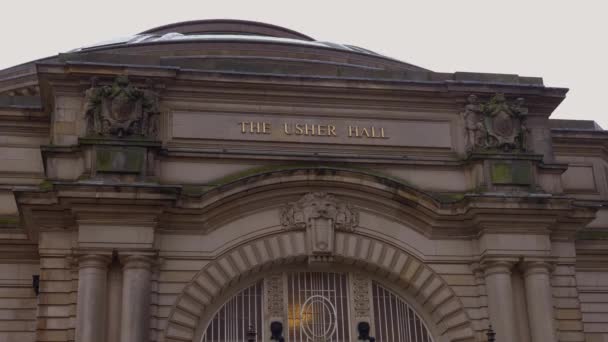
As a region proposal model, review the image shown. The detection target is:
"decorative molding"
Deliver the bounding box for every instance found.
[352,273,371,318]
[84,76,160,138]
[280,192,358,231]
[462,93,528,152]
[280,192,358,262]
[265,273,284,318]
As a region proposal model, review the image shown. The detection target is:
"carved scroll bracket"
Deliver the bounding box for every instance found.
[280,192,359,263]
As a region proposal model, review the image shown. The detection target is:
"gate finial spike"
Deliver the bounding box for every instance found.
[246,325,256,342]
[487,324,496,342]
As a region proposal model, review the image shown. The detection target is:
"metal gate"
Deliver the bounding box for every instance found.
[201,280,264,342]
[287,272,351,342]
[200,272,434,342]
[372,281,434,342]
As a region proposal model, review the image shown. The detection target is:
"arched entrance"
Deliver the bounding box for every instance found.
[200,269,435,342]
[162,231,474,342]
[160,171,479,342]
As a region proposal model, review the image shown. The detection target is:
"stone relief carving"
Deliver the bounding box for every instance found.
[280,192,359,231]
[265,273,284,318]
[84,76,160,138]
[461,93,528,152]
[280,192,359,262]
[352,273,371,318]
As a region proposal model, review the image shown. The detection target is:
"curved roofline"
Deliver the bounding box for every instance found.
[139,19,315,41]
[71,37,428,72]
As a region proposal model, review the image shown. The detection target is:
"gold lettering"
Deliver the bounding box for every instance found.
[249,122,255,134]
[283,123,291,135]
[317,125,327,136]
[328,125,337,136]
[239,122,247,133]
[348,126,360,137]
[263,122,271,134]
[381,127,387,139]
[304,124,315,136]
[361,127,370,137]
[295,124,304,135]
[371,126,376,137]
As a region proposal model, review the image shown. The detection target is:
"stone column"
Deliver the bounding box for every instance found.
[120,255,154,342]
[482,260,517,342]
[523,261,557,342]
[75,255,110,342]
[106,262,123,342]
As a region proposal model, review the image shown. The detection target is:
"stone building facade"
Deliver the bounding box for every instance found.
[0,19,607,342]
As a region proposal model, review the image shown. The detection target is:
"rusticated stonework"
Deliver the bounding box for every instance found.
[352,273,371,318]
[265,273,284,318]
[84,76,160,138]
[280,192,359,231]
[462,93,529,152]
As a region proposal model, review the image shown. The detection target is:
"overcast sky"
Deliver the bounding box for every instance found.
[2,0,606,128]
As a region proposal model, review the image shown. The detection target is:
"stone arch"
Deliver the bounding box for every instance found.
[178,167,464,240]
[162,231,475,342]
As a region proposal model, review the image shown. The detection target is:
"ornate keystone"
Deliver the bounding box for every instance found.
[462,93,528,152]
[84,76,160,138]
[280,192,358,262]
[280,192,358,231]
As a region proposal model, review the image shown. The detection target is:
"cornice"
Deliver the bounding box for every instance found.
[0,106,49,136]
[14,168,596,240]
[34,61,566,116]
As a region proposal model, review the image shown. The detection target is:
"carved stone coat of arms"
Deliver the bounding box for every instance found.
[461,93,528,152]
[84,76,160,138]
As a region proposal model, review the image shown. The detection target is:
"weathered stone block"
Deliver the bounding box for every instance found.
[96,146,144,173]
[491,160,531,185]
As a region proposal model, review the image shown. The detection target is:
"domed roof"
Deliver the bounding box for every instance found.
[70,19,405,66]
[0,19,547,101]
[140,19,315,41]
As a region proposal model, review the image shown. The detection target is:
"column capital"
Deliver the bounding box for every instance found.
[78,254,111,270]
[119,254,155,271]
[480,258,517,277]
[520,259,555,277]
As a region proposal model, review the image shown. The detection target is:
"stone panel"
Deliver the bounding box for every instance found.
[171,111,453,148]
[562,165,597,193]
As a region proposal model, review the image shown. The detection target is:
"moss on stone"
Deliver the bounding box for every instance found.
[181,185,207,197]
[207,163,415,190]
[433,192,466,203]
[0,216,20,228]
[491,161,531,185]
[491,163,512,183]
[0,217,19,225]
[577,230,608,240]
[39,180,53,191]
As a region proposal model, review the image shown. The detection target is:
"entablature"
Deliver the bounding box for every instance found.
[13,169,596,244]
